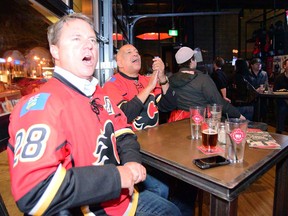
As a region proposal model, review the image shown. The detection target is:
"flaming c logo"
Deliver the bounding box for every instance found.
[93,120,120,165]
[133,95,158,130]
[147,101,158,119]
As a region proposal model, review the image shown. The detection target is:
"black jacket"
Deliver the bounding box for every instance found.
[169,67,241,118]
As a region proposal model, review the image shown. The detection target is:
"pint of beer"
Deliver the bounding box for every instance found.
[201,118,218,152]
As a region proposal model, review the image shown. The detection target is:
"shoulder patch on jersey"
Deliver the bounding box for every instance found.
[20,93,51,117]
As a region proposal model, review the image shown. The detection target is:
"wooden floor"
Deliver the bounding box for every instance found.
[0,125,285,216]
[194,166,275,216]
[0,152,22,216]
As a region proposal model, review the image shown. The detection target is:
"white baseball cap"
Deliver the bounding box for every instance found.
[175,47,197,64]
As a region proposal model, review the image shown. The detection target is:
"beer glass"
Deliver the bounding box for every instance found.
[225,118,248,163]
[207,104,222,122]
[201,118,218,152]
[189,106,205,139]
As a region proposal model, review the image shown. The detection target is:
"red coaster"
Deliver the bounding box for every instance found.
[197,145,224,155]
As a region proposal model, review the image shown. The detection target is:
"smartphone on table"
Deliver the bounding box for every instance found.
[193,155,230,169]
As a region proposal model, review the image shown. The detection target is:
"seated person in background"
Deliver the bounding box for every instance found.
[103,44,195,215]
[7,13,181,216]
[168,46,245,122]
[230,59,258,121]
[248,57,269,121]
[103,44,177,131]
[211,56,231,103]
[273,58,288,134]
[103,44,173,198]
[248,58,269,92]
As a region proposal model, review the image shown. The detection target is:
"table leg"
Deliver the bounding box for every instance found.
[197,189,203,216]
[256,97,261,121]
[210,194,238,216]
[273,157,288,216]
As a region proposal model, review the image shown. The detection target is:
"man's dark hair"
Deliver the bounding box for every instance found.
[250,58,262,65]
[178,58,193,68]
[214,57,225,68]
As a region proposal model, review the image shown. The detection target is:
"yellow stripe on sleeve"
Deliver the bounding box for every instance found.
[81,205,96,216]
[155,94,162,103]
[115,128,135,138]
[29,164,66,215]
[128,187,139,216]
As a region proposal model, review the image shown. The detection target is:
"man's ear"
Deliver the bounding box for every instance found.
[50,45,59,60]
[117,58,123,68]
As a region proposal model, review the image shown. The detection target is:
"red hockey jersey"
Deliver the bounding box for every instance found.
[103,73,163,131]
[7,76,141,215]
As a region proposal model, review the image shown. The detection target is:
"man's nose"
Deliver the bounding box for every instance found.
[83,39,94,49]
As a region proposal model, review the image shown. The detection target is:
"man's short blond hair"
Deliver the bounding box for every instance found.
[47,13,94,47]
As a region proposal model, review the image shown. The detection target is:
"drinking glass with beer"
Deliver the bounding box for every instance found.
[201,118,219,152]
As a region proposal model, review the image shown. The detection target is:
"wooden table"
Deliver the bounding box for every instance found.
[135,119,288,216]
[256,92,288,122]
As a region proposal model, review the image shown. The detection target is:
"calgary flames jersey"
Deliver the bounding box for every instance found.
[7,75,141,216]
[103,72,176,131]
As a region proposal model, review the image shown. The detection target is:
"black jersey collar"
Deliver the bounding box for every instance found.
[118,71,139,81]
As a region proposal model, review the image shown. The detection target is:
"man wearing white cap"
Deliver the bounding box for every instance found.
[168,46,245,122]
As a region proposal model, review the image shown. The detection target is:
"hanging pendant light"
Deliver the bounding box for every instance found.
[112,33,123,41]
[136,32,172,40]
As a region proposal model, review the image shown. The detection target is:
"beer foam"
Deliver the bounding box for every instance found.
[202,129,217,134]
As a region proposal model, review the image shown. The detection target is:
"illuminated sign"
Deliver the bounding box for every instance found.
[168,29,178,36]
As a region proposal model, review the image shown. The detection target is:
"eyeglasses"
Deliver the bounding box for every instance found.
[90,97,103,121]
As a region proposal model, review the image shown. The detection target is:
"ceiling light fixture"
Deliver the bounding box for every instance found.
[112,33,123,40]
[136,32,172,40]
